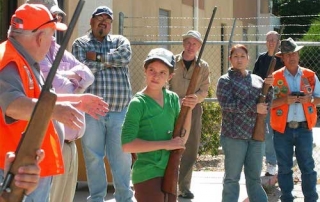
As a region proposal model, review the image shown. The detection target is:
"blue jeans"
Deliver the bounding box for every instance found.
[0,170,51,202]
[274,127,318,202]
[220,135,267,202]
[82,108,133,202]
[265,112,277,165]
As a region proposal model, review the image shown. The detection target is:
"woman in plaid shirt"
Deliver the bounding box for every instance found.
[216,44,274,202]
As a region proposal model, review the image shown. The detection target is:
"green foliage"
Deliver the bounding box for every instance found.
[301,17,320,41]
[274,0,320,40]
[199,87,221,156]
[300,17,320,74]
[298,16,320,117]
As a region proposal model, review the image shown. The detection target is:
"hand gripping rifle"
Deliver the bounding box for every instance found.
[0,1,85,201]
[162,7,217,202]
[252,26,283,141]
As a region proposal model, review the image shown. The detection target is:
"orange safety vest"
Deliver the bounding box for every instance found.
[271,67,317,133]
[0,40,64,177]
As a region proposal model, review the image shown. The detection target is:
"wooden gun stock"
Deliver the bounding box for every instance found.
[252,58,276,141]
[162,7,217,201]
[0,1,85,201]
[0,92,57,202]
[161,67,201,197]
[252,26,283,141]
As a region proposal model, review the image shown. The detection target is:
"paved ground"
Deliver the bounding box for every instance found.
[73,172,248,202]
[73,127,320,202]
[73,171,320,202]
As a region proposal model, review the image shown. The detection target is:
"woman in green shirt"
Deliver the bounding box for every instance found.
[121,48,196,202]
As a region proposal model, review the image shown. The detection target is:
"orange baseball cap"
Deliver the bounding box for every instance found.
[11,3,67,32]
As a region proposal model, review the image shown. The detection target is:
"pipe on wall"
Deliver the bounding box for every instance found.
[193,0,198,30]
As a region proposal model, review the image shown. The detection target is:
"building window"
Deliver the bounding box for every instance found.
[56,0,64,45]
[243,28,248,41]
[159,9,170,49]
[0,0,17,42]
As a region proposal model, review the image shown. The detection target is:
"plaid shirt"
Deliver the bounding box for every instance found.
[72,32,132,112]
[216,68,273,139]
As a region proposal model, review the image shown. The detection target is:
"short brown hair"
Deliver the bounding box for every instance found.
[229,44,248,57]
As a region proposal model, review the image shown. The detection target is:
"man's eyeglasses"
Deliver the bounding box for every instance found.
[267,39,278,43]
[32,18,58,33]
[53,13,63,23]
[95,15,113,24]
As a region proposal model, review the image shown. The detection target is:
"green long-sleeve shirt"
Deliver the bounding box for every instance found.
[121,88,180,184]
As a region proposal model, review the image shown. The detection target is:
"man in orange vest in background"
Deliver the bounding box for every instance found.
[271,37,319,202]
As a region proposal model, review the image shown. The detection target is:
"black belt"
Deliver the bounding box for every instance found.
[64,140,74,144]
[286,121,308,129]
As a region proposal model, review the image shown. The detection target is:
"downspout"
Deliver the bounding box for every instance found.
[257,0,261,40]
[194,0,198,30]
[119,12,124,35]
[257,0,261,55]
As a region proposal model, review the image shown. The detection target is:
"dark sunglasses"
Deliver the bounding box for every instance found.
[32,18,58,33]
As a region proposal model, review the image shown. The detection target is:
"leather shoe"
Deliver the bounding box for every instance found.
[178,191,194,199]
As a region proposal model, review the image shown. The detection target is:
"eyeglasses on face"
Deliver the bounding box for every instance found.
[32,18,58,33]
[53,13,63,23]
[267,39,278,43]
[95,15,113,23]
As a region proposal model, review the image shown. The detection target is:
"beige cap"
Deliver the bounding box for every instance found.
[26,0,66,16]
[144,48,175,68]
[182,30,203,44]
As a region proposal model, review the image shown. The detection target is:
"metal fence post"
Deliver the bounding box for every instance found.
[119,12,124,35]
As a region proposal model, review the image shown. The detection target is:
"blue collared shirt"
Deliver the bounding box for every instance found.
[283,67,320,122]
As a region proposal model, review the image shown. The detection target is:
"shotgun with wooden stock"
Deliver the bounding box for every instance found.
[252,27,283,141]
[0,1,85,201]
[162,7,217,202]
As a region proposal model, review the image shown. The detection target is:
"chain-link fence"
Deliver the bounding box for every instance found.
[119,12,320,181]
[128,41,320,181]
[129,41,320,93]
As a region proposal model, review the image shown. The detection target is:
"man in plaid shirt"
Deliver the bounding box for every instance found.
[72,6,133,202]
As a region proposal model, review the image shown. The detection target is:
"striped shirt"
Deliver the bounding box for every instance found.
[72,32,132,112]
[216,68,273,139]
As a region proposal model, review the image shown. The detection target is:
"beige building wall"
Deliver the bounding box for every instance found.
[15,0,247,94]
[18,0,24,6]
[233,0,257,27]
[109,0,236,92]
[54,0,235,93]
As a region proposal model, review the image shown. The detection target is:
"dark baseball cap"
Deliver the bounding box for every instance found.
[92,6,113,20]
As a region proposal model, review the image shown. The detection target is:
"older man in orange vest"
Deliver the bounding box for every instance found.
[271,37,319,202]
[0,4,108,202]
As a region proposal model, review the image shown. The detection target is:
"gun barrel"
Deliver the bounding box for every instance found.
[0,1,85,201]
[252,26,284,141]
[161,6,218,201]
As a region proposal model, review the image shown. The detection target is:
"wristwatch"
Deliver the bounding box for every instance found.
[311,96,314,103]
[96,53,102,62]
